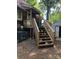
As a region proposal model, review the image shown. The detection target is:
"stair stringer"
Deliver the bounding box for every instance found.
[42,20,55,45]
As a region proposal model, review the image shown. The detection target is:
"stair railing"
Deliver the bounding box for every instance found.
[33,18,40,46]
[43,20,55,43]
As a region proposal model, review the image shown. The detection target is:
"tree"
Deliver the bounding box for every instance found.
[40,0,60,20]
[48,2,61,24]
[49,11,61,23]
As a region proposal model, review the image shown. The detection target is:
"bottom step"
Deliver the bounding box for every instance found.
[38,43,53,47]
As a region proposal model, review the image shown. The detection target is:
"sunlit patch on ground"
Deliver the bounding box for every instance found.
[41,49,48,53]
[29,52,36,57]
[48,54,53,59]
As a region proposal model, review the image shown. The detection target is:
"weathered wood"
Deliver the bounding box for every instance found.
[43,20,55,43]
[38,27,54,47]
[23,10,33,28]
[33,18,40,46]
[23,20,33,28]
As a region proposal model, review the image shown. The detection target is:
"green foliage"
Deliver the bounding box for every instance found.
[40,0,60,20]
[26,0,37,6]
[39,2,46,12]
[42,0,60,8]
[49,11,61,24]
[34,2,44,16]
[26,0,43,16]
[34,3,40,10]
[26,0,61,21]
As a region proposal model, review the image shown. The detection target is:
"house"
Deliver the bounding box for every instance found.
[52,20,61,38]
[17,0,56,48]
[17,0,41,42]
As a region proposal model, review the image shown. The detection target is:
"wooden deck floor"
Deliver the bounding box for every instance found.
[17,38,61,59]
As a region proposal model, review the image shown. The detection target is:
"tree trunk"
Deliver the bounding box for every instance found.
[46,7,50,20]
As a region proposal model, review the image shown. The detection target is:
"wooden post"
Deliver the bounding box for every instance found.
[30,9,32,20]
[30,9,32,38]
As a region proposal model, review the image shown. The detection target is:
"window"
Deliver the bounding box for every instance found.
[17,9,22,21]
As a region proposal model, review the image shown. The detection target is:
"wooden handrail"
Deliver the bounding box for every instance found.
[44,20,54,32]
[33,18,40,32]
[32,18,40,46]
[43,20,55,42]
[43,20,61,59]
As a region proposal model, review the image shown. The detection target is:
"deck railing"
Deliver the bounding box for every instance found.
[33,18,40,46]
[43,20,55,43]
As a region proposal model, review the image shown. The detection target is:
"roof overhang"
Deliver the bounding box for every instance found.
[17,0,40,14]
[17,0,32,11]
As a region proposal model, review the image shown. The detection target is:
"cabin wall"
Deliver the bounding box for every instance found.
[17,8,23,31]
[17,8,33,28]
[23,10,33,28]
[22,11,27,21]
[17,8,23,21]
[17,6,41,41]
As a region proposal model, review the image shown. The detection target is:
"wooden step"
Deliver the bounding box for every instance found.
[39,37,50,40]
[40,30,43,32]
[39,35,49,37]
[39,28,45,30]
[38,27,54,47]
[39,41,53,44]
[38,42,53,47]
[39,34,48,36]
[39,27,45,30]
[39,40,53,43]
[40,30,46,33]
[39,30,45,32]
[39,33,47,35]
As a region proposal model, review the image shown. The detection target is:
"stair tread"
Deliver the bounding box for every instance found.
[40,37,50,39]
[39,40,53,44]
[40,34,48,35]
[39,35,49,37]
[40,30,46,32]
[40,35,49,37]
[39,29,45,30]
[39,40,53,42]
[40,32,47,34]
[38,43,53,47]
[40,31,47,33]
[39,28,45,29]
[37,27,54,47]
[40,33,47,34]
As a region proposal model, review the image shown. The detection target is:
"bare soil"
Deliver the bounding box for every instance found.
[17,38,61,59]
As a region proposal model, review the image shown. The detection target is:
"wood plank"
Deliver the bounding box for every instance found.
[43,20,55,43]
[33,18,40,46]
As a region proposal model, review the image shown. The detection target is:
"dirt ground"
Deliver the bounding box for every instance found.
[17,38,61,59]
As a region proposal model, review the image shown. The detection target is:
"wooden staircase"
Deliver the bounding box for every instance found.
[38,27,53,47]
[33,19,54,48]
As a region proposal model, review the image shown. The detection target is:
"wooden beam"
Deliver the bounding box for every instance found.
[43,20,55,43]
[33,18,40,46]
